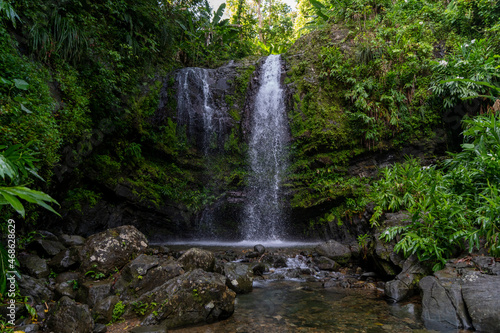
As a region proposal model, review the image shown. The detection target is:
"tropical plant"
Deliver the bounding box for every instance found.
[373,112,500,270]
[0,145,60,218]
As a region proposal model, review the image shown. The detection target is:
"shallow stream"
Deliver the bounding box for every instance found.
[171,279,433,333]
[161,243,469,333]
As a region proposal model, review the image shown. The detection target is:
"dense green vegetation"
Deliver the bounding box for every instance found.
[0,0,499,285]
[285,0,499,265]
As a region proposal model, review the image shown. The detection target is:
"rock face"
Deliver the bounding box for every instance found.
[46,296,94,333]
[419,258,500,331]
[138,269,236,328]
[79,225,148,274]
[315,240,352,265]
[223,262,253,294]
[177,248,215,272]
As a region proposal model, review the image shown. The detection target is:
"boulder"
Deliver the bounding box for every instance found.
[420,275,471,331]
[93,295,120,324]
[251,262,269,276]
[419,259,500,331]
[461,271,500,331]
[46,296,94,333]
[137,269,235,328]
[384,255,428,302]
[177,248,215,272]
[20,254,50,278]
[55,280,78,300]
[315,256,340,271]
[18,275,54,304]
[254,244,265,256]
[59,234,86,247]
[315,240,351,265]
[29,239,66,257]
[113,254,184,300]
[223,262,253,294]
[49,248,80,272]
[79,225,148,275]
[79,280,113,308]
[93,323,108,333]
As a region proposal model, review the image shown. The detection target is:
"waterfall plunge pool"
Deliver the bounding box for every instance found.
[169,279,451,333]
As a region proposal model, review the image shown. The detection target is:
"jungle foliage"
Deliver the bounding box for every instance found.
[0,0,500,276]
[285,0,500,265]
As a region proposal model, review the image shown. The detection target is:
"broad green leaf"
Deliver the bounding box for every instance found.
[13,79,29,90]
[0,155,16,180]
[0,190,25,217]
[213,3,226,25]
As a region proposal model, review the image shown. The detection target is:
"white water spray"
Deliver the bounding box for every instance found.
[243,54,289,241]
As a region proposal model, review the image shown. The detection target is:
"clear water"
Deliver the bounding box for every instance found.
[170,280,441,333]
[243,54,289,241]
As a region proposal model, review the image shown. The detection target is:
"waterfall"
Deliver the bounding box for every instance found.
[176,67,220,238]
[176,68,218,153]
[242,54,289,241]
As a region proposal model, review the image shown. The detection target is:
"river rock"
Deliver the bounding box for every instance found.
[18,275,54,303]
[93,295,120,324]
[79,280,113,308]
[29,238,66,257]
[56,271,81,284]
[59,234,86,247]
[419,259,500,331]
[385,255,428,302]
[55,280,78,300]
[113,254,184,300]
[315,240,352,265]
[49,247,80,272]
[460,271,500,331]
[46,296,94,333]
[20,254,50,278]
[252,262,269,276]
[177,248,215,272]
[93,323,108,333]
[79,225,148,275]
[223,262,253,294]
[254,244,265,256]
[138,269,235,328]
[315,256,340,271]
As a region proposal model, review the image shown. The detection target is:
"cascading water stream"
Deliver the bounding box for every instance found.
[176,67,220,238]
[242,54,289,241]
[177,68,217,154]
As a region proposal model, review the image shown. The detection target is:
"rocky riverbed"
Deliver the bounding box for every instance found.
[2,225,499,332]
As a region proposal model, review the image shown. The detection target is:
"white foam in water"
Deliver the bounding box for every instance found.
[153,240,319,248]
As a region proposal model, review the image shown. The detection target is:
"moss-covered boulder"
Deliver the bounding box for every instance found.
[79,225,148,275]
[315,240,352,265]
[138,269,236,328]
[178,248,215,272]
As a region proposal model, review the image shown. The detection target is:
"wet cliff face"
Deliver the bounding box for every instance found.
[53,57,262,241]
[52,26,448,242]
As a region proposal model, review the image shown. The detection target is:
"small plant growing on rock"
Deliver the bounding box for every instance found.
[110,301,125,323]
[85,264,106,280]
[131,301,148,316]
